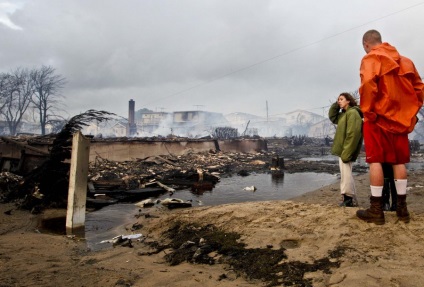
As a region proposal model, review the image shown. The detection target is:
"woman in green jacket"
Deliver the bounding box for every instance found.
[328,92,363,207]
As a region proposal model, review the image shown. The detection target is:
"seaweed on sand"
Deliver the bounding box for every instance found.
[158,222,348,287]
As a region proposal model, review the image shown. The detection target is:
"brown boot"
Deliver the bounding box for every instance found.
[396,194,410,223]
[356,196,385,225]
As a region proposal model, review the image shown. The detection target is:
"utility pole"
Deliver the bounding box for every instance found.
[266,101,269,123]
[194,105,204,111]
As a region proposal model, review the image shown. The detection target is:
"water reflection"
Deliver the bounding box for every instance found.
[84,172,337,250]
[271,173,285,187]
[152,172,337,206]
[191,181,215,195]
[85,204,137,251]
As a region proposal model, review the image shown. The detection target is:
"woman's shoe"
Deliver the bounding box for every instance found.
[340,194,354,207]
[382,202,391,211]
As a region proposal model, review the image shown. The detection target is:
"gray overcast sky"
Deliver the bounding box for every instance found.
[1,0,424,119]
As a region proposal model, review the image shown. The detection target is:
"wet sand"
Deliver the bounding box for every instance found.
[1,167,424,286]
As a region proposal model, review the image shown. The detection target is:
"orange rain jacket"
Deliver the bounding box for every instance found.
[359,42,424,134]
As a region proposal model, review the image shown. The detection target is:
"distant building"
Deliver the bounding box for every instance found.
[82,119,128,138]
[247,119,290,137]
[224,112,263,126]
[224,110,327,137]
[172,110,229,137]
[284,109,324,126]
[137,112,169,134]
[225,112,291,137]
[113,122,128,137]
[18,122,41,135]
[308,119,335,138]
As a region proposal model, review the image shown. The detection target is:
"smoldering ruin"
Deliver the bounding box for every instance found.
[0,126,352,211]
[0,109,422,287]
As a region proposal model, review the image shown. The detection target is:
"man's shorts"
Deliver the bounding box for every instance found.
[363,121,410,164]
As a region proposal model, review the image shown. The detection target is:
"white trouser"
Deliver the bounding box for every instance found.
[339,157,357,197]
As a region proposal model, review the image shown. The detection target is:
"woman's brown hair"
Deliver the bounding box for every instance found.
[339,92,358,107]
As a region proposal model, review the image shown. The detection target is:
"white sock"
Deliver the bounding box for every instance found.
[370,185,383,197]
[395,179,407,195]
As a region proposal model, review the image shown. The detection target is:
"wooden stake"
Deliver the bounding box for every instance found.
[66,131,90,235]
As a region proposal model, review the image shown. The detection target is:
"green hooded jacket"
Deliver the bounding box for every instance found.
[328,103,363,162]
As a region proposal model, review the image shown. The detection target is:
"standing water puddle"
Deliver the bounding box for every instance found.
[85,172,337,250]
[154,172,337,206]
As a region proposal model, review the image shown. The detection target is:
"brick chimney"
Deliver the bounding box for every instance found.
[128,99,137,136]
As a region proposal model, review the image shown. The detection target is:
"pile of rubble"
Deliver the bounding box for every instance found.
[0,172,23,203]
[86,150,273,207]
[1,132,369,210]
[85,146,356,208]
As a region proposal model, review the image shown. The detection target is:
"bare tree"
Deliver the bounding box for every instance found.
[351,90,360,103]
[0,68,35,135]
[413,106,424,141]
[31,65,66,135]
[0,74,10,116]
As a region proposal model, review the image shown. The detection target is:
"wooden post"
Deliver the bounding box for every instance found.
[66,131,90,235]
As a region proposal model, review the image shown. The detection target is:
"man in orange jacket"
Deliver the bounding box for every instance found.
[356,29,424,225]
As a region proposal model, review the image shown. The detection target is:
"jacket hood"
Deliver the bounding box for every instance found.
[366,43,400,75]
[371,42,400,62]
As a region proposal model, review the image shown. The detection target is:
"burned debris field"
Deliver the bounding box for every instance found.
[1,133,363,211]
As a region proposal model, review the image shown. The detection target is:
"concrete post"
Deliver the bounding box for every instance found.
[66,131,90,235]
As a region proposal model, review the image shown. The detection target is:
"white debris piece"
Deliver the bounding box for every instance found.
[160,198,185,206]
[99,233,143,245]
[135,198,156,208]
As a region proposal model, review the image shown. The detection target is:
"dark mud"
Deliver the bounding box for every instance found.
[143,222,348,287]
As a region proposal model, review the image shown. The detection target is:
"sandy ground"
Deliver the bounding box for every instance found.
[1,168,424,287]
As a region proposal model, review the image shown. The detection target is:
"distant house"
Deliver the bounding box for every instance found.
[113,122,127,137]
[172,110,229,137]
[284,109,324,126]
[18,122,41,135]
[308,119,335,138]
[225,112,291,137]
[247,119,291,137]
[224,112,263,126]
[224,111,328,137]
[83,122,100,136]
[82,119,129,138]
[137,112,169,134]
